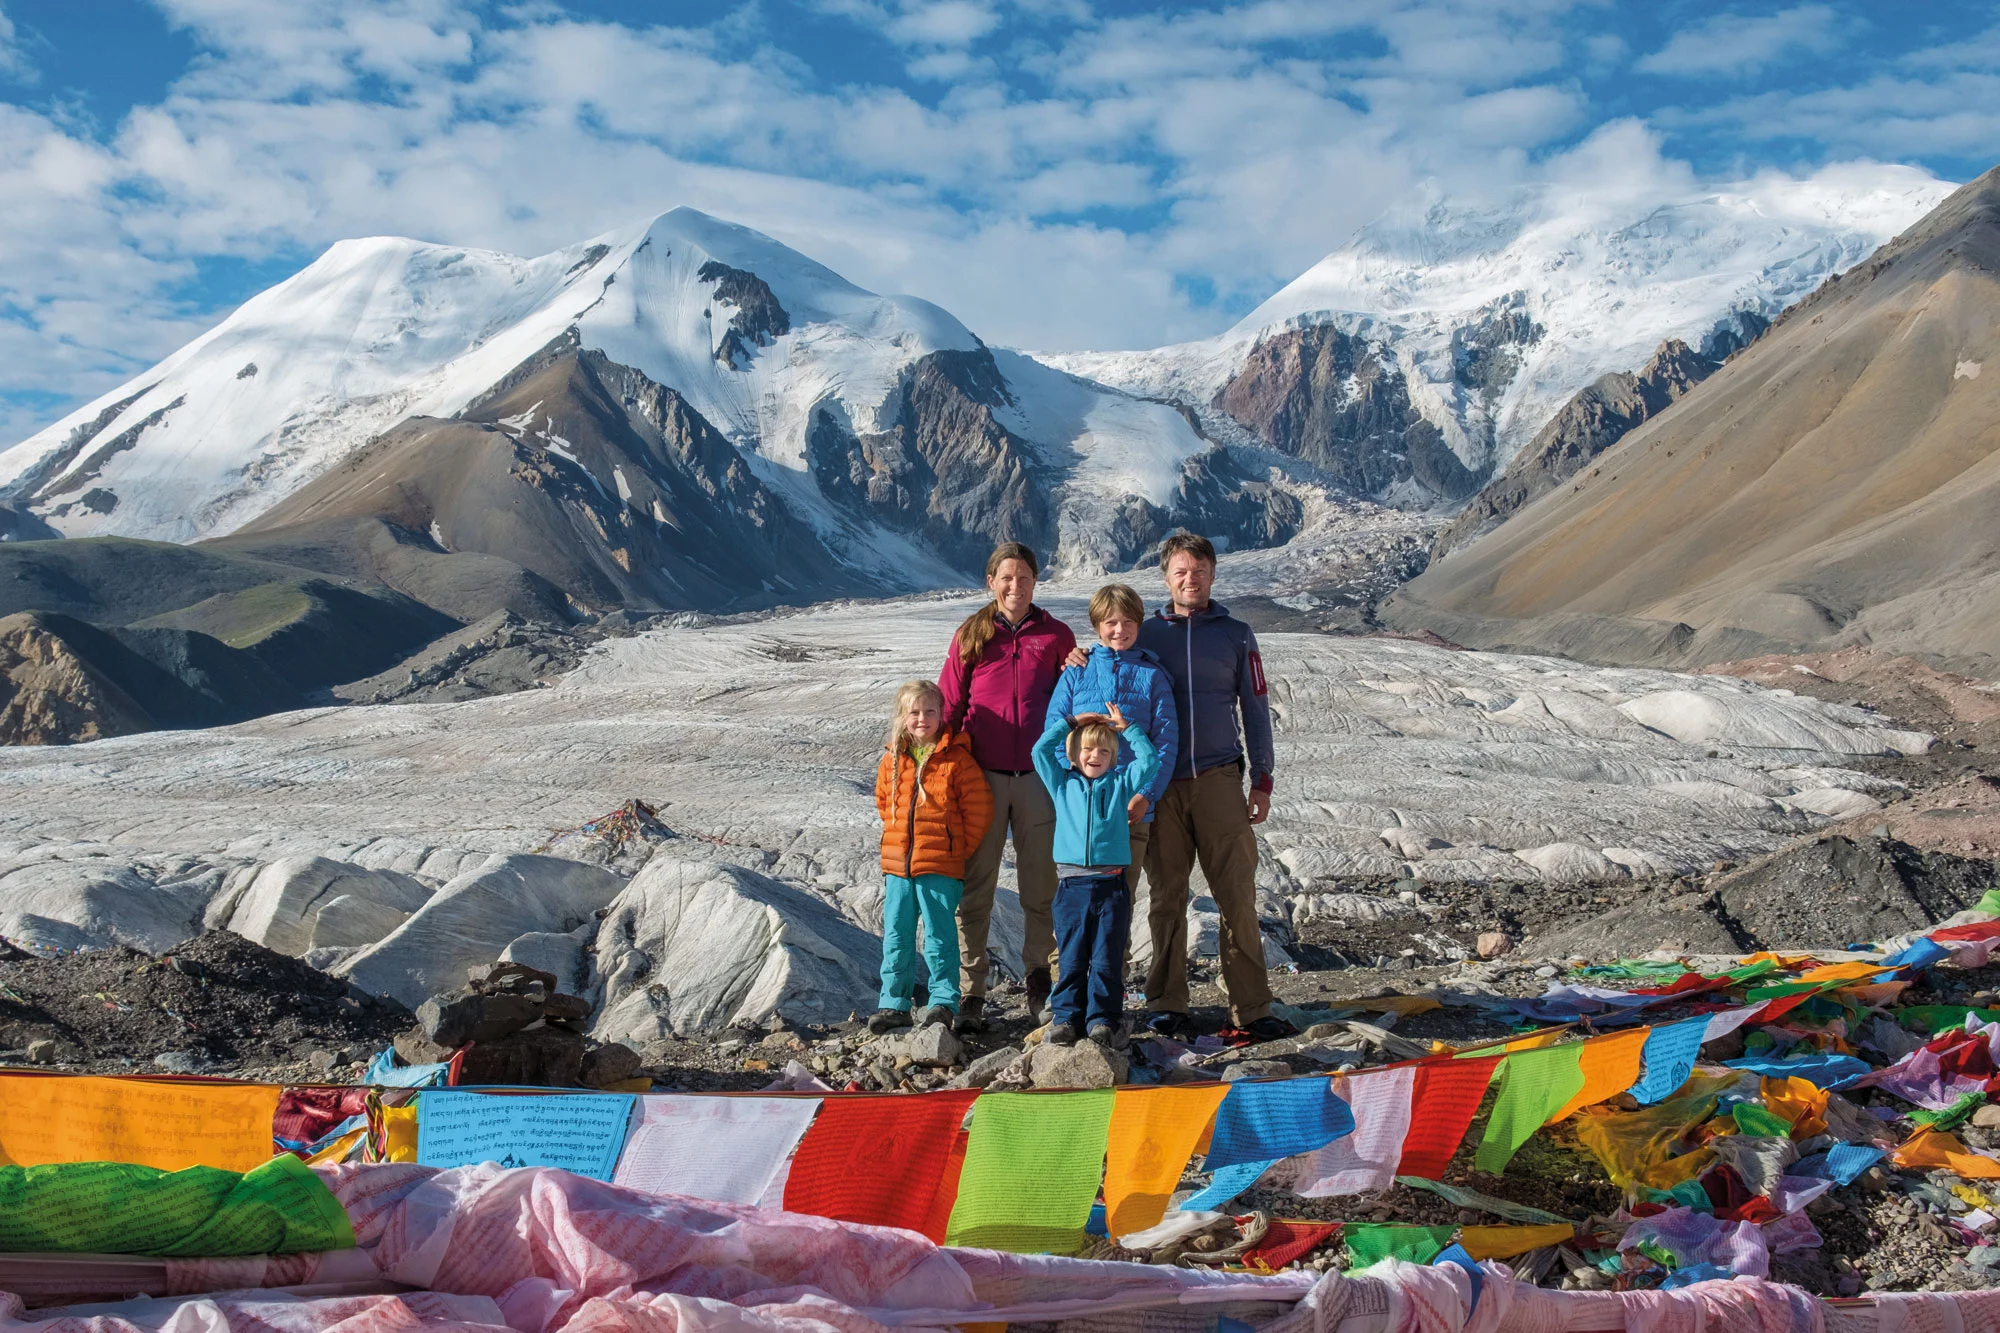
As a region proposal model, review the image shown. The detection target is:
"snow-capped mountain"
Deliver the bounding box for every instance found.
[0,209,1269,598]
[1041,166,1952,507]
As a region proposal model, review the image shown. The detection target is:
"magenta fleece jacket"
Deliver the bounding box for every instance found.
[938,605,1078,773]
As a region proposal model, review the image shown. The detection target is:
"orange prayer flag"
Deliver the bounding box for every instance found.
[1548,1029,1649,1122]
[1458,1222,1574,1259]
[1796,961,1888,985]
[0,1074,279,1172]
[1760,1076,1829,1139]
[1894,1129,2000,1179]
[1103,1084,1230,1237]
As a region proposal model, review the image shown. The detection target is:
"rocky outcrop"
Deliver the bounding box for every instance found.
[0,503,56,542]
[1431,339,1720,561]
[698,261,791,369]
[1213,325,1487,501]
[808,347,1053,570]
[1083,446,1305,573]
[0,611,153,745]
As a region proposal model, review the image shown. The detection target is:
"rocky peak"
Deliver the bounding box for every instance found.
[698,261,791,369]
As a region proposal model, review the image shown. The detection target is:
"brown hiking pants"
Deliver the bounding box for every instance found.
[1142,765,1273,1024]
[958,768,1057,999]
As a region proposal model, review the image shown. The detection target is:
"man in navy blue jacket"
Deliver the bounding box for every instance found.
[1135,532,1290,1042]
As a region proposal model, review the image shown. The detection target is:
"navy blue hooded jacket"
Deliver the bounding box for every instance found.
[1136,599,1274,793]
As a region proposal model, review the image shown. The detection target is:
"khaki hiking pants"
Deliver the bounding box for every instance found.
[1142,765,1273,1024]
[958,768,1057,999]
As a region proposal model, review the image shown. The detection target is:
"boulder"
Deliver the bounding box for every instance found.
[455,1026,587,1086]
[499,926,592,993]
[337,854,624,1008]
[225,856,431,957]
[1029,1040,1128,1088]
[1476,931,1513,959]
[590,851,882,1041]
[416,990,542,1047]
[580,1042,643,1088]
[950,1046,1027,1089]
[906,1023,962,1069]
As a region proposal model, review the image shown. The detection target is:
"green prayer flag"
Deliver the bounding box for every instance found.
[945,1089,1114,1254]
[1343,1223,1456,1270]
[1900,1005,2000,1036]
[0,1154,355,1256]
[1976,889,2000,916]
[1731,1103,1795,1138]
[1910,1091,1988,1131]
[1720,959,1780,983]
[1473,1042,1585,1176]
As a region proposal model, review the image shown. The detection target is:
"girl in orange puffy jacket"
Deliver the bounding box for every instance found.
[871,680,994,1034]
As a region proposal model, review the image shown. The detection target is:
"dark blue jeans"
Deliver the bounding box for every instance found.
[1051,873,1131,1031]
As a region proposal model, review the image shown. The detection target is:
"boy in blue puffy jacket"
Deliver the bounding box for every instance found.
[1030,702,1160,1047]
[1044,584,1180,900]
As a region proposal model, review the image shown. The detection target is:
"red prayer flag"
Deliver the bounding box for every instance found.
[1396,1053,1500,1179]
[1245,1218,1340,1269]
[784,1089,980,1240]
[273,1086,370,1156]
[1931,922,2000,943]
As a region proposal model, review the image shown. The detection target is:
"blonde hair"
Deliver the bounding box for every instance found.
[1089,583,1144,628]
[1067,721,1119,765]
[952,542,1040,666]
[886,679,945,754]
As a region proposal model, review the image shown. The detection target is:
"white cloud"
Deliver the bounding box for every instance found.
[0,2,35,84]
[1635,4,1843,77]
[886,1,1000,48]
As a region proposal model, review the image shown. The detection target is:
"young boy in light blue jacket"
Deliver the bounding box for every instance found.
[1044,584,1179,900]
[1030,702,1159,1047]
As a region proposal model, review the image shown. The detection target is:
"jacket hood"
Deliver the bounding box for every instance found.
[1154,600,1232,623]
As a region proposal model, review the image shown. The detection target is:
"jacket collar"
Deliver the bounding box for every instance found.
[888,729,966,758]
[1155,599,1229,624]
[1087,644,1159,666]
[995,605,1050,634]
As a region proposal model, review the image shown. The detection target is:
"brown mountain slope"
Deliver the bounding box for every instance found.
[1385,165,2000,671]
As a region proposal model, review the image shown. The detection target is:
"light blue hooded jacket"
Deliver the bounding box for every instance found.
[1031,719,1160,869]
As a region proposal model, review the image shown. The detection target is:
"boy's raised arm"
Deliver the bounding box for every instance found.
[1031,717,1070,791]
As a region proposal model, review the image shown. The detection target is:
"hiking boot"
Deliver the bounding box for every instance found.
[952,996,988,1035]
[867,1007,913,1035]
[1046,1022,1079,1047]
[1245,1016,1298,1044]
[1024,968,1052,1023]
[1146,1011,1197,1041]
[917,1004,954,1028]
[1087,1023,1119,1048]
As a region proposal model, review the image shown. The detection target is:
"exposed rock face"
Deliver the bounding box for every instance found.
[246,332,862,613]
[809,347,1053,570]
[0,611,154,745]
[697,261,791,368]
[1086,446,1306,573]
[1433,339,1720,560]
[590,851,882,1040]
[1387,166,2000,669]
[1213,325,1487,501]
[0,503,56,542]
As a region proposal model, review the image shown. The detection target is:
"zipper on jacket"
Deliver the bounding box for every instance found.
[904,753,920,878]
[1184,614,1198,780]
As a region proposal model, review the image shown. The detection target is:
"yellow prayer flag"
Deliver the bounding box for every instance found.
[1458,1222,1574,1259]
[1548,1028,1649,1122]
[0,1074,279,1172]
[1796,961,1888,985]
[381,1105,419,1162]
[1760,1076,1828,1138]
[1103,1084,1230,1237]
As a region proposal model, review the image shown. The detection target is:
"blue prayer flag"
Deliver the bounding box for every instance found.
[1173,1158,1274,1212]
[1630,1019,1708,1105]
[1722,1052,1871,1089]
[1203,1077,1353,1169]
[416,1090,635,1180]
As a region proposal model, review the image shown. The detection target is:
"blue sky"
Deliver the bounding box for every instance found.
[0,0,1993,444]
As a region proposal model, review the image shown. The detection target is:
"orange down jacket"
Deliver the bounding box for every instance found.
[875,730,994,880]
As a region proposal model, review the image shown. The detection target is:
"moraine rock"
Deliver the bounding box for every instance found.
[589,850,881,1041]
[1028,1039,1129,1088]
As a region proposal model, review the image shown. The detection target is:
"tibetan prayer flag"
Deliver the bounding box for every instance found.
[1723,1052,1870,1088]
[1894,1129,2000,1180]
[1796,961,1887,985]
[1397,1053,1499,1180]
[1548,1029,1648,1122]
[0,1154,353,1256]
[1730,1102,1794,1138]
[1759,1077,1828,1138]
[919,1109,972,1243]
[785,1089,978,1240]
[381,1105,418,1162]
[1473,1042,1585,1175]
[0,1075,279,1173]
[1457,1222,1573,1260]
[1900,1005,2000,1035]
[1204,1076,1351,1170]
[1631,1018,1708,1105]
[1344,1223,1454,1270]
[613,1095,821,1205]
[1246,1218,1340,1269]
[1103,1084,1229,1237]
[1795,1143,1882,1185]
[417,1091,632,1180]
[1175,1159,1273,1212]
[946,1090,1114,1253]
[1297,1066,1414,1197]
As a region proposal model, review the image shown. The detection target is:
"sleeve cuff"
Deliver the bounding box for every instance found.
[1251,773,1273,794]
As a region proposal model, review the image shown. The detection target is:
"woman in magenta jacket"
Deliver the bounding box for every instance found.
[937,541,1076,1033]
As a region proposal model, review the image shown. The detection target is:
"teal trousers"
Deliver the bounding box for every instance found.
[879,873,963,1012]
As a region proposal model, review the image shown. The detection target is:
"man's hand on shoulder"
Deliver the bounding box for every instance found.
[1062,645,1090,669]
